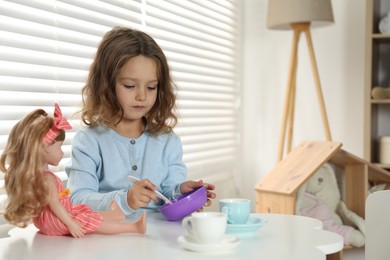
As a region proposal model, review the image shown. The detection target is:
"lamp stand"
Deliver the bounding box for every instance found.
[277,22,332,162]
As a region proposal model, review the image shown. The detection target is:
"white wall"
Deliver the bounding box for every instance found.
[238,0,366,204]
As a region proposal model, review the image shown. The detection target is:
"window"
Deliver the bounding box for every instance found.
[0,0,241,188]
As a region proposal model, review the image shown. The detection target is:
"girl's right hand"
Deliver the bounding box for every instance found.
[127,179,159,209]
[68,221,86,238]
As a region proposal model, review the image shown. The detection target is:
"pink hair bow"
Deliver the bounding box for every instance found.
[43,103,72,144]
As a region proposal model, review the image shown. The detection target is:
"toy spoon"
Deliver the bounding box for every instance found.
[128,175,173,204]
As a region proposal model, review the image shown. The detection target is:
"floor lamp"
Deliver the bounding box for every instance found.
[267,0,335,161]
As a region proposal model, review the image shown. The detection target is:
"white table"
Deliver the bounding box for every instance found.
[0,213,343,260]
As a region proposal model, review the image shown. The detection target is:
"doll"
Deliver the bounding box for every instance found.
[0,103,146,237]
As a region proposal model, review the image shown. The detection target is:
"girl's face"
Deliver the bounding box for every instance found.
[45,140,64,166]
[115,55,158,123]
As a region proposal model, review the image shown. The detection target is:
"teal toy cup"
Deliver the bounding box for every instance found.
[219,198,251,224]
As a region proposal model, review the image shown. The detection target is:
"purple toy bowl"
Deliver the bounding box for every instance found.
[159,185,207,221]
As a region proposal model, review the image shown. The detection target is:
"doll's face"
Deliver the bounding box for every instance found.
[45,141,64,166]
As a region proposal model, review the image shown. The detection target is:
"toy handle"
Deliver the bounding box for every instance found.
[182,216,195,237]
[221,206,233,224]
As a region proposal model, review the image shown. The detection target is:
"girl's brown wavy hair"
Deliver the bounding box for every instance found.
[0,109,65,227]
[80,26,177,134]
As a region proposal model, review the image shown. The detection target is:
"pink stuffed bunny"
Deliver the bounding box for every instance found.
[296,163,365,247]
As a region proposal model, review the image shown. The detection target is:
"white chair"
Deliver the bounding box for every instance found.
[365,190,390,260]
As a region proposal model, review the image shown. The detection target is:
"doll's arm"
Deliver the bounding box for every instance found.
[46,175,85,238]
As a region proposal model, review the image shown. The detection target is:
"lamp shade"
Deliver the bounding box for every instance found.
[267,0,334,30]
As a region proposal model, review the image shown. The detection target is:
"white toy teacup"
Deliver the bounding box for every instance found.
[182,212,227,244]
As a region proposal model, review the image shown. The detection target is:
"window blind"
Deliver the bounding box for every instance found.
[0,0,241,189]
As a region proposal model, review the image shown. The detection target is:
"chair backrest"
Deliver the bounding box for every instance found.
[365,190,390,260]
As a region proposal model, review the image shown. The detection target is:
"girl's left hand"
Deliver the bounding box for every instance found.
[180,180,216,209]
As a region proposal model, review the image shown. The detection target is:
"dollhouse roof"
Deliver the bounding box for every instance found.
[255,141,390,195]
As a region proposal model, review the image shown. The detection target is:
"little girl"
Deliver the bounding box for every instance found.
[66,26,216,215]
[0,103,146,237]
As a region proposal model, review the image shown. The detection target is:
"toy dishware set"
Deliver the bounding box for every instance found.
[175,198,265,253]
[219,198,251,224]
[159,185,207,221]
[178,211,241,253]
[219,198,265,236]
[128,175,265,253]
[218,199,265,236]
[182,212,227,244]
[128,175,208,221]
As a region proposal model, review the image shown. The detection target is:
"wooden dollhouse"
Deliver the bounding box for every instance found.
[255,141,390,218]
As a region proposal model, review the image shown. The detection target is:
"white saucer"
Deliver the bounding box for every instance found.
[226,216,266,235]
[177,234,240,253]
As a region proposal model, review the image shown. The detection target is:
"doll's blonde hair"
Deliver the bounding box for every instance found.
[0,109,65,227]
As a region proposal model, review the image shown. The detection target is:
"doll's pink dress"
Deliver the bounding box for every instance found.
[33,170,103,236]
